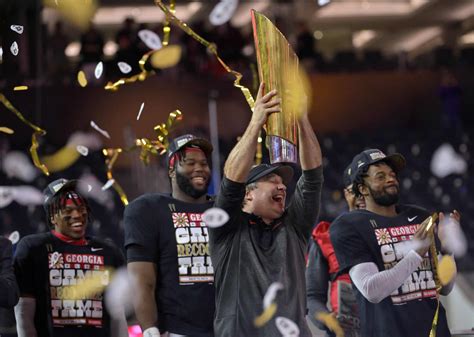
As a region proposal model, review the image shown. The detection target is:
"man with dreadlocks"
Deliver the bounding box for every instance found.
[13,179,125,337]
[124,134,215,337]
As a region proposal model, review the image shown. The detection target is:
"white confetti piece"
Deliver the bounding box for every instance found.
[438,216,467,257]
[90,121,111,139]
[275,317,300,337]
[203,207,229,228]
[0,47,3,61]
[10,41,19,56]
[136,102,145,120]
[138,29,162,50]
[263,282,283,310]
[8,231,20,244]
[0,187,13,208]
[10,25,24,34]
[87,184,92,192]
[105,268,135,319]
[118,62,132,74]
[76,145,89,156]
[101,179,115,191]
[94,61,103,79]
[209,0,239,26]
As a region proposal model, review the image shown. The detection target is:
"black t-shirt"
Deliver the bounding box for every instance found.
[209,167,323,337]
[14,232,124,337]
[330,205,451,337]
[123,193,215,335]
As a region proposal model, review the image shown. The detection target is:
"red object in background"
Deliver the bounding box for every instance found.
[128,325,143,337]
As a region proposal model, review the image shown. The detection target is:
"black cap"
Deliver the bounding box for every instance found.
[342,163,355,188]
[352,149,406,179]
[167,134,213,167]
[246,164,294,186]
[43,179,78,210]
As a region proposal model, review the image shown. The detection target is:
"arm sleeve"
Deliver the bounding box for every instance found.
[13,238,36,297]
[329,217,373,273]
[349,250,423,303]
[306,240,332,331]
[14,297,38,337]
[123,197,158,263]
[0,238,19,307]
[287,167,324,240]
[210,176,246,243]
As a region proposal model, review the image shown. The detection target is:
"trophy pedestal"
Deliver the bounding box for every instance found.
[267,135,297,164]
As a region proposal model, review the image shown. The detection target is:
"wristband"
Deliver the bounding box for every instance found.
[143,327,160,337]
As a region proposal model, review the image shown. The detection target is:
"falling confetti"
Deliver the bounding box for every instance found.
[263,282,283,310]
[437,255,456,285]
[117,62,132,74]
[315,312,344,337]
[136,102,145,120]
[10,41,19,56]
[76,145,89,156]
[10,25,24,34]
[275,317,300,337]
[203,207,229,228]
[77,70,88,87]
[0,127,14,134]
[87,184,93,192]
[13,86,28,91]
[209,0,239,26]
[105,268,134,319]
[90,121,111,139]
[149,45,182,69]
[138,29,162,50]
[8,231,20,244]
[101,179,115,191]
[94,61,103,79]
[254,302,277,327]
[0,47,3,61]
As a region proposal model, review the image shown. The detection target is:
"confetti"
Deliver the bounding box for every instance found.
[66,268,111,300]
[0,187,13,208]
[0,47,3,61]
[437,255,456,286]
[438,213,467,257]
[77,70,87,87]
[315,312,344,337]
[43,0,98,30]
[275,316,300,337]
[87,184,92,192]
[10,41,19,56]
[76,145,89,156]
[118,62,132,74]
[90,120,111,139]
[136,102,145,120]
[8,231,20,244]
[101,179,115,191]
[13,86,28,91]
[254,302,277,327]
[263,282,283,310]
[149,45,182,69]
[209,0,239,26]
[10,25,24,34]
[0,127,14,134]
[105,268,134,319]
[203,208,229,228]
[94,61,103,79]
[138,29,162,50]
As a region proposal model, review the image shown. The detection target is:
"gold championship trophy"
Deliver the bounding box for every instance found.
[251,10,300,163]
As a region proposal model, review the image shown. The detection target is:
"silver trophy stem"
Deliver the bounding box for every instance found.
[267,135,297,164]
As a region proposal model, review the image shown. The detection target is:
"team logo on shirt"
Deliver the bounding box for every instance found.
[48,251,108,327]
[172,212,214,284]
[375,224,437,304]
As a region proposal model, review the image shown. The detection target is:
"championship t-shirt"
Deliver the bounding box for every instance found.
[124,193,215,335]
[14,232,124,337]
[330,205,451,337]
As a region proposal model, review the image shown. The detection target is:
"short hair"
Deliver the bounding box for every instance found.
[242,182,258,207]
[46,189,91,228]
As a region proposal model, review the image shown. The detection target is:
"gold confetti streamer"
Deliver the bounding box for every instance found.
[104,51,154,91]
[64,267,112,300]
[101,110,183,205]
[13,86,28,91]
[155,0,255,110]
[254,302,277,327]
[437,255,456,286]
[41,146,80,172]
[316,312,345,337]
[0,126,14,134]
[162,0,175,47]
[0,93,49,175]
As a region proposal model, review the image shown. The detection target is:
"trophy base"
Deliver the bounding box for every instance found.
[267,136,297,164]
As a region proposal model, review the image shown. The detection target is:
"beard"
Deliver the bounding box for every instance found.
[176,170,210,199]
[368,185,399,206]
